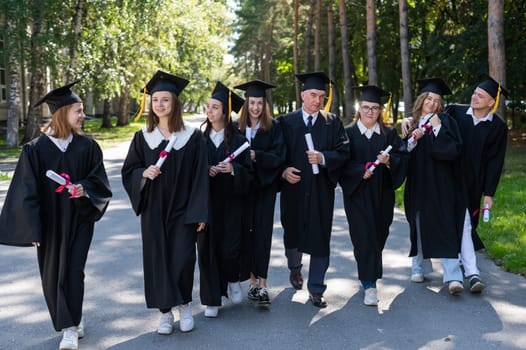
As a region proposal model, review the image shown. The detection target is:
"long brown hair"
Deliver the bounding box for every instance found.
[146,92,184,132]
[409,92,445,132]
[43,104,84,139]
[237,97,273,133]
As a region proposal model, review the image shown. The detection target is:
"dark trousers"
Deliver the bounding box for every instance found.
[286,248,329,295]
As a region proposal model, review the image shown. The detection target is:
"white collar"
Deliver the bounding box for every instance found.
[142,123,196,150]
[467,107,493,125]
[45,129,73,152]
[357,119,380,138]
[302,109,318,124]
[210,128,225,148]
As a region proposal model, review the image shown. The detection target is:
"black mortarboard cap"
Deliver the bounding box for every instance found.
[296,71,331,91]
[33,81,82,114]
[143,70,189,96]
[211,81,245,113]
[352,85,390,104]
[234,80,276,98]
[477,75,509,99]
[417,77,452,96]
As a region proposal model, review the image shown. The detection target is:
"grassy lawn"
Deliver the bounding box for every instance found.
[395,140,526,275]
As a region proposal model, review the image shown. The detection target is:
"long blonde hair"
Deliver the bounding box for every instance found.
[409,92,445,132]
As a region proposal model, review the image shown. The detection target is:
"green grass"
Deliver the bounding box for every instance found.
[395,144,526,275]
[82,117,143,148]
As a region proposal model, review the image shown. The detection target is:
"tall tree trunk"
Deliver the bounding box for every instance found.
[399,0,412,118]
[6,12,21,147]
[101,98,113,128]
[263,16,276,116]
[23,5,45,143]
[314,0,322,71]
[366,0,378,85]
[338,0,353,122]
[303,0,316,72]
[293,0,300,108]
[327,3,339,116]
[117,82,130,126]
[67,0,84,81]
[488,0,506,121]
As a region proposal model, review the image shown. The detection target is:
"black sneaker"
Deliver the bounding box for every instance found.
[468,275,485,293]
[248,285,260,301]
[258,287,271,306]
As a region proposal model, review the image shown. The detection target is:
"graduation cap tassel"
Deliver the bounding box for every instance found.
[491,85,501,115]
[323,81,333,113]
[383,93,392,122]
[228,90,232,122]
[133,88,148,122]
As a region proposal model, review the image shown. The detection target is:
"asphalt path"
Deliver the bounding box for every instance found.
[0,115,525,349]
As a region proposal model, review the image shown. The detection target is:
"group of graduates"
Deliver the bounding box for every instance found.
[0,68,507,350]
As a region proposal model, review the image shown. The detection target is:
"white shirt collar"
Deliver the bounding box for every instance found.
[45,129,73,152]
[210,128,225,148]
[466,107,493,125]
[357,119,380,139]
[302,108,318,126]
[142,122,196,150]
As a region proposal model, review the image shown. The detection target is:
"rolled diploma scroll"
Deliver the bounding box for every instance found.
[245,127,251,145]
[368,145,393,173]
[46,170,72,188]
[407,123,431,144]
[304,133,319,175]
[222,141,250,163]
[482,203,490,222]
[155,134,177,168]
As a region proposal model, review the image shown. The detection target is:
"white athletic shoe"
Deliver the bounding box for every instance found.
[448,281,464,295]
[204,306,219,318]
[363,288,378,306]
[177,303,194,332]
[228,281,243,304]
[410,273,424,283]
[59,327,78,350]
[157,311,174,335]
[77,318,84,339]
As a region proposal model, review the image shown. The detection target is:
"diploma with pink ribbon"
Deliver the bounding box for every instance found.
[482,203,490,222]
[304,133,320,175]
[245,127,252,145]
[222,141,250,163]
[46,170,77,198]
[408,123,433,144]
[365,145,393,173]
[155,134,177,168]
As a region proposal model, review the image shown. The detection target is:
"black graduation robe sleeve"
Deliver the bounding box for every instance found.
[253,120,286,187]
[322,115,350,185]
[385,128,408,190]
[231,134,254,196]
[483,118,507,197]
[428,113,463,161]
[121,131,150,215]
[184,131,210,224]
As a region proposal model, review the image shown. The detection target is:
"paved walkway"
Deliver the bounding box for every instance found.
[0,117,525,349]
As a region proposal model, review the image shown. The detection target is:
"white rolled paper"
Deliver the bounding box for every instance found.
[408,122,431,144]
[482,203,490,222]
[155,134,177,168]
[368,145,393,173]
[46,170,69,187]
[245,126,251,145]
[304,133,319,175]
[222,141,250,163]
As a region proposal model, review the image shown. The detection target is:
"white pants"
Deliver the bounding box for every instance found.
[460,209,479,276]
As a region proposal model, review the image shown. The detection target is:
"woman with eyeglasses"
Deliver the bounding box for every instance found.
[338,85,407,306]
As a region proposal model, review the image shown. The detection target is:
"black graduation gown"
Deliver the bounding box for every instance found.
[446,104,508,250]
[239,119,285,280]
[404,113,464,258]
[0,134,112,331]
[339,125,407,281]
[278,110,349,257]
[197,131,253,306]
[121,127,209,309]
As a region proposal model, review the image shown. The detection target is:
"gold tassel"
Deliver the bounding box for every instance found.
[383,93,392,122]
[491,85,501,114]
[324,81,333,113]
[228,90,232,122]
[133,88,148,122]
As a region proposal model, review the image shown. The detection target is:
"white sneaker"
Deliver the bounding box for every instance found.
[177,303,194,332]
[59,327,78,350]
[410,273,424,283]
[157,311,174,335]
[204,306,219,318]
[448,281,464,295]
[77,318,84,339]
[228,281,243,304]
[363,288,378,306]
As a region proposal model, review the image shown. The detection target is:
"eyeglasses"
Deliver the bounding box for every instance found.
[360,105,380,114]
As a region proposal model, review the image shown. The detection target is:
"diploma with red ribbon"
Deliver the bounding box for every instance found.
[245,127,252,145]
[408,123,433,144]
[365,145,393,173]
[46,170,77,198]
[222,141,250,163]
[304,133,319,175]
[155,134,177,168]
